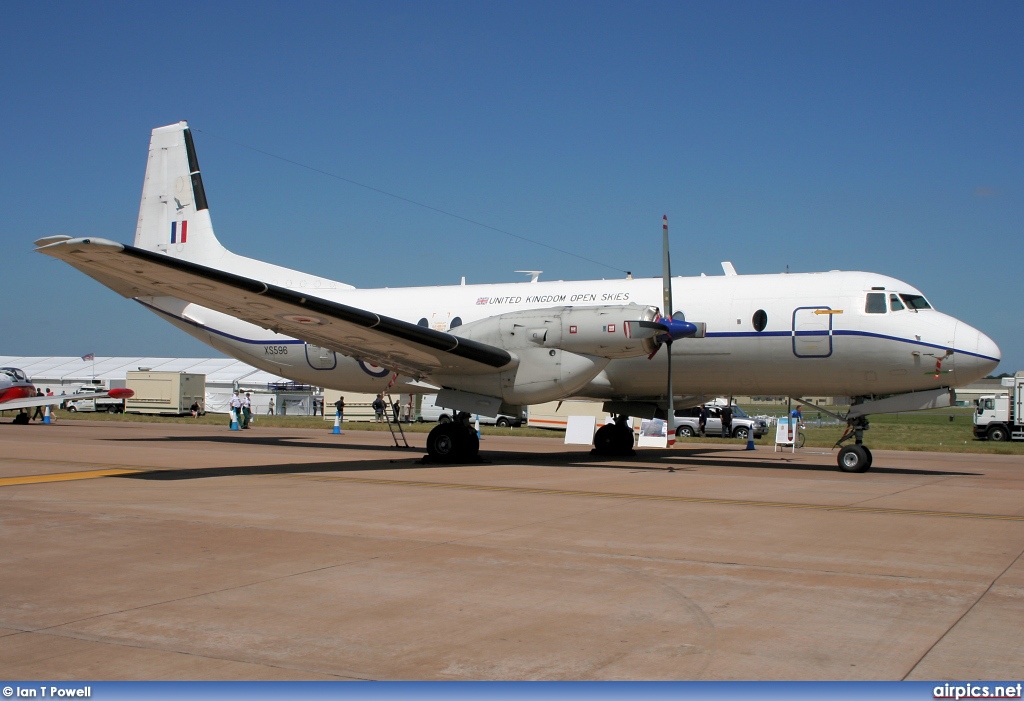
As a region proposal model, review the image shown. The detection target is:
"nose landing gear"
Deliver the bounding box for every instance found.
[835,416,873,473]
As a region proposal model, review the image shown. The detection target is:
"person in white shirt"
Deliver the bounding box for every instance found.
[229,390,242,427]
[241,392,252,429]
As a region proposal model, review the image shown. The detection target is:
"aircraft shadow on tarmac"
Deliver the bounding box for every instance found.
[104,436,979,480]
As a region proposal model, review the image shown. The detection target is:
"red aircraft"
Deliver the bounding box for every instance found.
[0,367,133,423]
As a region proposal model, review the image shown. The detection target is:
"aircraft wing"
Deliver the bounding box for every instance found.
[0,391,122,413]
[36,238,514,378]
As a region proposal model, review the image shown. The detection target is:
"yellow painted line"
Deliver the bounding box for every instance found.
[814,309,844,315]
[0,468,142,487]
[284,474,1024,522]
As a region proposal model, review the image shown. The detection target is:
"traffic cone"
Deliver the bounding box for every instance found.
[475,417,481,439]
[43,405,52,425]
[229,410,239,431]
[745,429,755,451]
[332,413,342,434]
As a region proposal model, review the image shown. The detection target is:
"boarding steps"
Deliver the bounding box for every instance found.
[383,391,410,448]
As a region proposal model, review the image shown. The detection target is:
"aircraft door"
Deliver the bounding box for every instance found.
[305,344,337,370]
[792,307,833,358]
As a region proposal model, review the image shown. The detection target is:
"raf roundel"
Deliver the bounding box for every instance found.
[358,360,391,378]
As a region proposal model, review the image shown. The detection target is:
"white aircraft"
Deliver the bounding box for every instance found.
[35,122,1000,471]
[0,367,133,424]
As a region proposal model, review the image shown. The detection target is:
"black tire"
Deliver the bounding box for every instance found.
[676,425,695,438]
[593,424,617,454]
[837,445,870,473]
[796,432,806,448]
[614,424,635,453]
[107,405,118,414]
[427,423,464,461]
[987,425,1009,442]
[733,426,749,440]
[496,417,511,428]
[68,406,77,413]
[862,446,873,470]
[438,414,452,424]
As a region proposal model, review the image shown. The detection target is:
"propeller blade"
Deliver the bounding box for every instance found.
[663,215,675,446]
[662,215,673,318]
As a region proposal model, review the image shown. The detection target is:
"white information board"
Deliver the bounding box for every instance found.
[775,417,796,452]
[637,418,668,448]
[564,415,598,445]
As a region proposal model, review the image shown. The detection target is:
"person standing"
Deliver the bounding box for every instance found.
[229,390,242,427]
[241,392,252,429]
[372,394,385,422]
[698,405,708,437]
[392,399,400,423]
[720,404,733,438]
[267,397,275,415]
[31,389,45,421]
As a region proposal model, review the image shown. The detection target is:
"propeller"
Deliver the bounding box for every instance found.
[622,216,705,447]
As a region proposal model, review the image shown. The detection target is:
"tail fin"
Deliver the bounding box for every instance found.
[135,121,228,263]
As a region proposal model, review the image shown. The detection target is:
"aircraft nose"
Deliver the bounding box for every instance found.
[954,322,1001,383]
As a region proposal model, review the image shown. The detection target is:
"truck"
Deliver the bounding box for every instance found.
[125,371,206,415]
[64,386,125,413]
[973,372,1024,442]
[419,394,526,427]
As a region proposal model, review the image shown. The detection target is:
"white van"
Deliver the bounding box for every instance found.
[418,394,525,427]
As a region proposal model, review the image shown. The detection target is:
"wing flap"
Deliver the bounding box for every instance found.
[37,238,513,377]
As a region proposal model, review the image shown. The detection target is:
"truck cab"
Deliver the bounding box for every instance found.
[973,372,1024,442]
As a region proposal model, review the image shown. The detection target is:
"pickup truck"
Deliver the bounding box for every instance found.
[673,404,768,440]
[64,387,125,413]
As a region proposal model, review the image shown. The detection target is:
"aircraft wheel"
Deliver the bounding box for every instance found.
[593,424,617,454]
[614,424,635,453]
[837,445,871,473]
[862,446,873,470]
[427,423,464,461]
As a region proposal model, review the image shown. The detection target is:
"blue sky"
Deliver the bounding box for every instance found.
[2,1,1020,373]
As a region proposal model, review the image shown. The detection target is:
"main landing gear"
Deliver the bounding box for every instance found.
[593,415,635,456]
[425,412,480,463]
[835,416,873,473]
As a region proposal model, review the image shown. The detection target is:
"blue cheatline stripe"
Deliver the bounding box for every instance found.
[136,299,998,364]
[706,329,997,361]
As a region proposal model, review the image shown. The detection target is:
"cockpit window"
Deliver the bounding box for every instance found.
[899,294,932,310]
[889,294,905,312]
[865,293,886,314]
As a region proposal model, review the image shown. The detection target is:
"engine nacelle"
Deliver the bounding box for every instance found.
[451,304,661,359]
[432,304,661,405]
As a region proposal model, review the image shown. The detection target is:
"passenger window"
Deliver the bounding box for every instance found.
[889,294,904,311]
[899,294,932,310]
[865,293,886,313]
